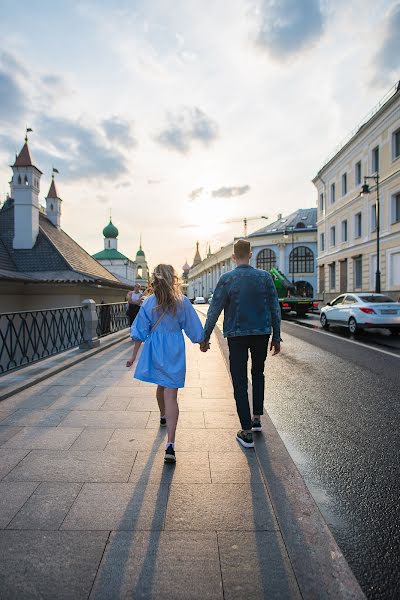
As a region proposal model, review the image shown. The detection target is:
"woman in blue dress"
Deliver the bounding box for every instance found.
[126,264,206,463]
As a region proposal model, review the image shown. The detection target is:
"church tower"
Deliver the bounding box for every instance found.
[135,235,149,281]
[45,174,62,228]
[10,136,43,249]
[192,241,202,267]
[102,218,119,250]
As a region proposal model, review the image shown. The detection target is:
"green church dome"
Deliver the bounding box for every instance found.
[137,248,145,257]
[103,219,119,239]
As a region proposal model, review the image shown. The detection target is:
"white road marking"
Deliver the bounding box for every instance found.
[284,320,400,359]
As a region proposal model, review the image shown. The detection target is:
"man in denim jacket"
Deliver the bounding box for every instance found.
[202,239,281,448]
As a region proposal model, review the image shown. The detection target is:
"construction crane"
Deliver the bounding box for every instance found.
[223,216,269,237]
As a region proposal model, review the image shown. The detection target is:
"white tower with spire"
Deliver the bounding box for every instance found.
[45,174,62,228]
[11,135,43,249]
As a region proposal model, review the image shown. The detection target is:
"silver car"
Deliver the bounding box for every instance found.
[320,293,400,335]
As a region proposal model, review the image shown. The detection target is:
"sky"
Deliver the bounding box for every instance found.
[0,0,399,271]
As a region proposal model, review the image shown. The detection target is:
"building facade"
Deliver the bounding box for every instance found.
[92,222,149,288]
[187,209,318,300]
[313,82,400,301]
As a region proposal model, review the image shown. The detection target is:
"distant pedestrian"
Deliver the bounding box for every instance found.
[201,239,281,448]
[126,264,204,463]
[126,284,143,327]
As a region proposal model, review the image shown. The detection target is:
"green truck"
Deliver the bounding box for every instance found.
[269,267,318,317]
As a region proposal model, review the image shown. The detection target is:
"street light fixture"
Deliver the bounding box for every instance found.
[360,173,381,293]
[283,226,295,285]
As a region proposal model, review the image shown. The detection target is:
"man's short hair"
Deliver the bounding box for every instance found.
[233,239,251,259]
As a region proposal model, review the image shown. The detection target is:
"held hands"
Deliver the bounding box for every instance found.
[199,339,210,353]
[270,340,281,356]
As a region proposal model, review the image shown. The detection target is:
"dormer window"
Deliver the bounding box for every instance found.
[296,222,306,228]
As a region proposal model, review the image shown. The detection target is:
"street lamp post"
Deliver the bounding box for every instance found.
[361,173,381,293]
[283,226,295,285]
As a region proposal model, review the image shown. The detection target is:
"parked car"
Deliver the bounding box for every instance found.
[320,293,400,335]
[193,296,206,305]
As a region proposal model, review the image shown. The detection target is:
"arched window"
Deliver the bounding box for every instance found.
[295,281,314,298]
[24,175,28,186]
[289,246,314,273]
[18,175,22,184]
[137,266,143,278]
[108,240,110,248]
[50,203,54,211]
[296,222,306,228]
[256,248,277,271]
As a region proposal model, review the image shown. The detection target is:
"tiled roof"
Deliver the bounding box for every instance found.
[248,208,317,237]
[92,248,129,260]
[0,201,129,288]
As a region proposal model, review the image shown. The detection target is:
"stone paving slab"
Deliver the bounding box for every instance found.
[2,426,83,450]
[69,428,115,451]
[47,395,107,411]
[165,483,278,531]
[0,449,30,479]
[129,451,211,484]
[59,410,150,429]
[204,411,241,429]
[7,482,83,530]
[218,531,301,599]
[1,409,69,427]
[4,450,136,483]
[89,531,223,600]
[209,451,262,483]
[0,481,39,528]
[0,425,22,445]
[106,428,242,452]
[0,530,109,599]
[61,482,169,530]
[146,411,205,429]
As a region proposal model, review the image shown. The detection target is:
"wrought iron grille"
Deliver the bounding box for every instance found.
[96,302,129,337]
[0,306,84,375]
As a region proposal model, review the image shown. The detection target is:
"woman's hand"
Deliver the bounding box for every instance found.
[126,357,135,367]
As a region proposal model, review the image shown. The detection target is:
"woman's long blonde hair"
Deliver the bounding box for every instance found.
[146,264,183,315]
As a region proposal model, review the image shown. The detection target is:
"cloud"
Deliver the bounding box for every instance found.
[102,116,137,147]
[156,106,218,153]
[211,185,250,198]
[35,115,128,180]
[188,187,203,201]
[147,179,162,184]
[371,3,400,86]
[256,0,324,59]
[0,70,25,123]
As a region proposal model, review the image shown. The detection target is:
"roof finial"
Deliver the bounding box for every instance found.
[25,127,33,143]
[140,232,142,250]
[52,167,59,180]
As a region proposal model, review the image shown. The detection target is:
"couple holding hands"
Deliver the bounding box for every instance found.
[126,239,281,463]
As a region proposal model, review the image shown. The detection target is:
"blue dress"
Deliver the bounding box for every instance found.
[130,295,205,388]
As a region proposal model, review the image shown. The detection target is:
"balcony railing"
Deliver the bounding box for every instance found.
[0,302,129,375]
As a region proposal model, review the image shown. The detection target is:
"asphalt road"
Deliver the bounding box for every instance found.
[266,319,400,600]
[198,305,399,599]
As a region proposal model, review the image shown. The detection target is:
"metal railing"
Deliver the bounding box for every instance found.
[95,302,129,337]
[0,301,130,375]
[0,306,84,374]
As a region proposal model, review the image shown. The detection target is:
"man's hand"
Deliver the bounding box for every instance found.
[200,339,210,353]
[270,340,281,356]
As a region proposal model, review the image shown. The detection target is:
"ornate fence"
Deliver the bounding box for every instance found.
[0,306,84,374]
[95,302,129,337]
[0,302,129,375]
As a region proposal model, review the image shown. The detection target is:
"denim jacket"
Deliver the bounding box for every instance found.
[203,264,281,341]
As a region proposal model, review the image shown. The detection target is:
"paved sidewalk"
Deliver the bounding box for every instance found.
[0,331,364,599]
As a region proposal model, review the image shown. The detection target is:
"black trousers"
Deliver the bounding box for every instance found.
[227,335,270,431]
[127,304,140,327]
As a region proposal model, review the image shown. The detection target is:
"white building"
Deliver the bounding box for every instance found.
[187,209,318,300]
[0,137,131,312]
[92,222,149,288]
[313,82,400,300]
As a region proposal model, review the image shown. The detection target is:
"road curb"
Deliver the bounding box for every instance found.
[213,324,366,600]
[0,330,130,402]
